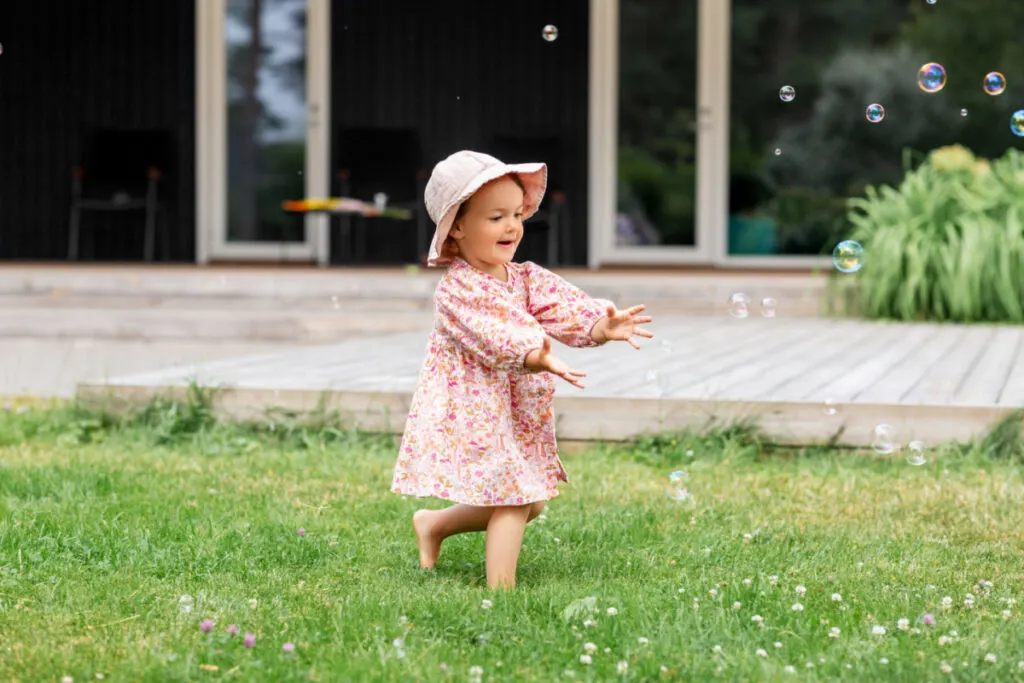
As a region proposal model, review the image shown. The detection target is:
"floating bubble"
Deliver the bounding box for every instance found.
[823,398,838,417]
[872,424,896,455]
[728,292,751,318]
[542,24,558,42]
[779,86,795,103]
[0,43,3,56]
[330,295,342,310]
[917,63,947,93]
[960,108,968,117]
[761,297,777,318]
[865,103,886,123]
[926,0,936,4]
[773,148,782,156]
[832,240,864,273]
[906,440,928,467]
[1012,110,1024,137]
[666,470,692,502]
[659,339,673,355]
[983,72,1006,96]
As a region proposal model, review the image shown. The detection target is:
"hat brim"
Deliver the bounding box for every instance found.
[427,162,547,266]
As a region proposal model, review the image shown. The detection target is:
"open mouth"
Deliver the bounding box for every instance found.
[496,240,516,248]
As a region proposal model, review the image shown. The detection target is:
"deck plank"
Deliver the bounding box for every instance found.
[957,327,1021,405]
[899,325,997,405]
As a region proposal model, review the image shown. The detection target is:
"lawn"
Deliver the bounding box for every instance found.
[2,398,1024,682]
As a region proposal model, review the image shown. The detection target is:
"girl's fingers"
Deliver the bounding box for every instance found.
[633,316,654,324]
[627,304,646,315]
[634,327,655,338]
[628,337,641,350]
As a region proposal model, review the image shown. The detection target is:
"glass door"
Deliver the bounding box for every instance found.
[588,0,727,267]
[196,0,330,263]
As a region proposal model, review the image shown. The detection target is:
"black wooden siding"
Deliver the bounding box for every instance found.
[330,0,591,266]
[0,0,196,262]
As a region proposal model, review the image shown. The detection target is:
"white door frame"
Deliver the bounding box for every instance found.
[588,0,726,268]
[588,0,833,270]
[195,0,330,264]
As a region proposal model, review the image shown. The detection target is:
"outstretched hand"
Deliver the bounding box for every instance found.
[525,338,588,389]
[594,304,655,349]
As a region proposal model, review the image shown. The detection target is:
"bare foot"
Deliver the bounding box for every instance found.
[412,509,442,568]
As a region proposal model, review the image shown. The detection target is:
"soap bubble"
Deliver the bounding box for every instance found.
[773,148,782,156]
[872,424,897,455]
[960,108,968,117]
[1012,111,1024,137]
[761,297,777,318]
[917,63,947,93]
[906,440,928,466]
[542,24,558,42]
[779,85,795,103]
[728,292,751,318]
[823,398,838,416]
[926,0,936,4]
[983,72,1006,96]
[865,103,886,123]
[666,470,692,502]
[833,240,864,273]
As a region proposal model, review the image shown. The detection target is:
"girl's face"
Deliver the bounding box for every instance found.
[449,176,525,280]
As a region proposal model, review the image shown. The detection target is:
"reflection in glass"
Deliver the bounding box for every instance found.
[616,0,698,247]
[729,0,1024,256]
[225,0,307,243]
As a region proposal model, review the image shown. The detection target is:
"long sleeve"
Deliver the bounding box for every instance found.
[522,261,614,348]
[434,266,548,374]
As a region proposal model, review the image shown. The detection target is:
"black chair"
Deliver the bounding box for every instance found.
[333,127,428,264]
[487,135,571,266]
[68,128,173,261]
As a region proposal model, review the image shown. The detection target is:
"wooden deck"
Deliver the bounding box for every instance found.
[76,314,1024,448]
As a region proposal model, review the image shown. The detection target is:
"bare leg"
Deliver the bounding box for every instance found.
[485,504,532,590]
[413,501,545,569]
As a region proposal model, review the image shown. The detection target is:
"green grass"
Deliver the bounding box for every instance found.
[3,399,1024,681]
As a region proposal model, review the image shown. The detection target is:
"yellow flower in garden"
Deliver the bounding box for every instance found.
[972,159,991,176]
[929,144,975,172]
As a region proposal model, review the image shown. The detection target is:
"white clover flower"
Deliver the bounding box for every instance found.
[966,592,975,601]
[606,607,618,616]
[583,619,596,628]
[248,599,258,609]
[795,585,806,597]
[829,627,841,639]
[805,662,814,669]
[964,598,975,609]
[660,665,668,673]
[583,642,597,655]
[709,588,718,598]
[732,602,742,610]
[768,575,779,585]
[604,648,610,654]
[783,665,796,673]
[751,615,764,623]
[898,618,910,631]
[743,578,753,586]
[743,534,753,543]
[637,636,649,645]
[941,596,953,608]
[712,645,723,654]
[1017,660,1024,671]
[393,638,405,648]
[791,603,804,612]
[774,642,783,649]
[879,658,889,665]
[985,653,997,664]
[872,625,886,636]
[1007,598,1017,607]
[831,593,842,602]
[481,599,493,610]
[469,666,484,676]
[579,654,592,665]
[179,595,193,604]
[616,661,628,674]
[938,635,951,646]
[940,662,953,673]
[756,649,768,658]
[1002,609,1012,620]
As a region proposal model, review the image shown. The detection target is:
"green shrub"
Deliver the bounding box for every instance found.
[843,144,1024,322]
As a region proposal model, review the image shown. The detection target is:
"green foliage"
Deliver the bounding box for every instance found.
[843,144,1024,322]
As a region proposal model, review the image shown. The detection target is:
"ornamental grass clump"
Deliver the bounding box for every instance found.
[844,144,1024,322]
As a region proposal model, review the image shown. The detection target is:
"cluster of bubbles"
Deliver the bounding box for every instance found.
[727,292,776,319]
[872,424,928,466]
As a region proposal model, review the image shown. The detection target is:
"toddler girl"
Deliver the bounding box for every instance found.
[391,150,654,589]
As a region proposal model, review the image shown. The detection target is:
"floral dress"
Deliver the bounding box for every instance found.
[390,257,613,506]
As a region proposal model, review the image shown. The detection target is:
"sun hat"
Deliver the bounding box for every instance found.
[424,150,547,266]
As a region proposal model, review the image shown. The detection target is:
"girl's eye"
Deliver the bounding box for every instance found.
[515,213,524,220]
[489,216,502,222]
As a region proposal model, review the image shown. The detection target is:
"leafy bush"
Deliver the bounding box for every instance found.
[843,144,1024,322]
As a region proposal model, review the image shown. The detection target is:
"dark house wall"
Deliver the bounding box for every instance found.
[330,0,590,267]
[0,0,196,262]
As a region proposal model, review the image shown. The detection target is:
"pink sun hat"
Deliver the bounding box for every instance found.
[424,150,547,266]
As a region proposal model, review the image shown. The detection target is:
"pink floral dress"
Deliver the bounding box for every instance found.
[390,257,613,506]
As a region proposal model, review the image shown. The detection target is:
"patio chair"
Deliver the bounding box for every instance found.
[333,127,428,264]
[68,128,173,261]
